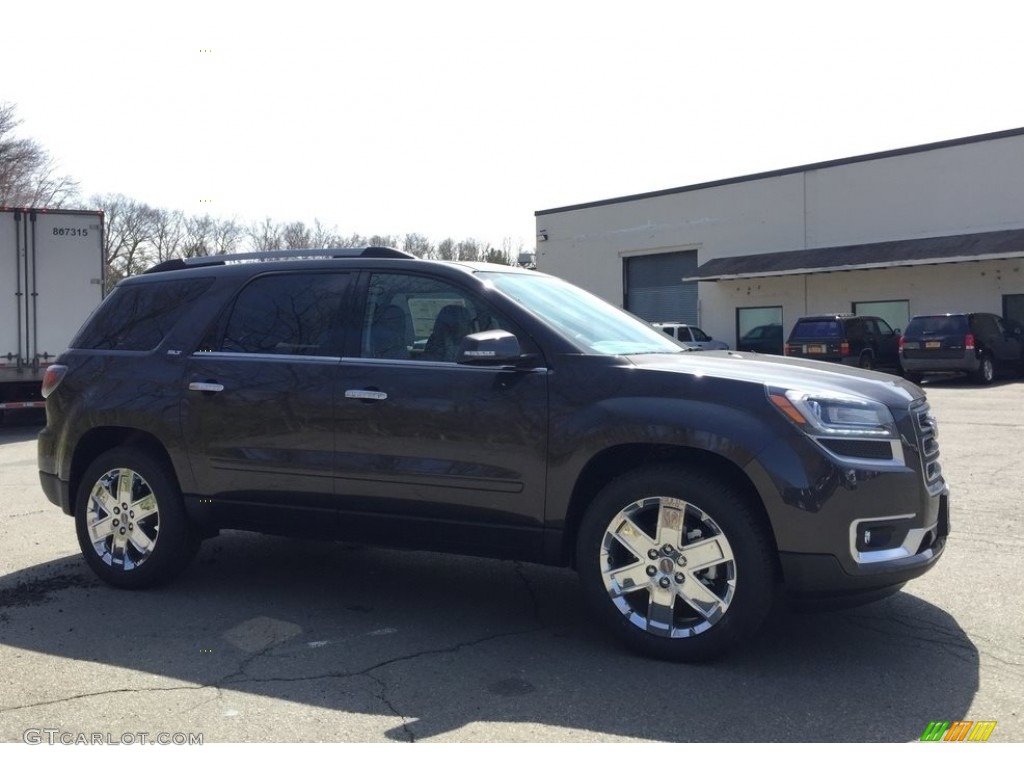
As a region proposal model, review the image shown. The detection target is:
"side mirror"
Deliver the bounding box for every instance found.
[457,330,522,365]
[893,328,902,335]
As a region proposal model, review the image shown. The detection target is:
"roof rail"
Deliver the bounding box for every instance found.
[143,246,416,274]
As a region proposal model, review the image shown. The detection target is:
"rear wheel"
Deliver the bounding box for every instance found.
[972,354,995,385]
[858,351,874,370]
[904,371,923,385]
[74,448,199,589]
[575,466,776,661]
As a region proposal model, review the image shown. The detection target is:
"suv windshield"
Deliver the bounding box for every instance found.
[485,272,681,355]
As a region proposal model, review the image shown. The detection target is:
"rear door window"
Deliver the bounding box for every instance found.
[216,272,352,356]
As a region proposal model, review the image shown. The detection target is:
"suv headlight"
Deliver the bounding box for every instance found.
[766,386,898,439]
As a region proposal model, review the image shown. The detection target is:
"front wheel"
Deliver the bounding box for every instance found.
[575,466,776,662]
[74,448,199,589]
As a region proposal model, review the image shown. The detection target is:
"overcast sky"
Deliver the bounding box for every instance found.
[3,0,1022,253]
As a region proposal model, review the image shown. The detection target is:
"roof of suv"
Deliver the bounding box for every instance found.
[130,248,530,285]
[144,247,415,275]
[793,314,856,322]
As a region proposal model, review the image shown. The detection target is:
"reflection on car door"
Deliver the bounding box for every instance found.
[181,271,352,512]
[333,271,550,559]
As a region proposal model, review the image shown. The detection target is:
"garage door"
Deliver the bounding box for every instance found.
[623,250,698,323]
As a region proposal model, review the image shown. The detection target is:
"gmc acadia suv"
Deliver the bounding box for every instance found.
[38,248,950,661]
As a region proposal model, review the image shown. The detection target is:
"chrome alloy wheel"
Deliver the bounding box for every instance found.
[600,496,736,638]
[84,467,160,571]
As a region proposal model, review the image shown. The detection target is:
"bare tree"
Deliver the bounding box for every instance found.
[247,216,283,251]
[152,208,185,264]
[457,238,483,261]
[282,220,312,249]
[368,234,398,248]
[213,217,243,254]
[311,219,340,248]
[0,103,79,208]
[182,214,216,257]
[437,238,456,261]
[501,236,523,265]
[402,232,434,258]
[91,193,160,283]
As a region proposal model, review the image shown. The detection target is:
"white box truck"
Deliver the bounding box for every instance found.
[1,208,104,412]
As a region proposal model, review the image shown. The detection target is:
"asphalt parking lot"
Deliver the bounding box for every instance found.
[1,378,1021,743]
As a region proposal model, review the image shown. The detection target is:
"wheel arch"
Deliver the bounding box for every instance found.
[70,428,179,511]
[561,444,780,574]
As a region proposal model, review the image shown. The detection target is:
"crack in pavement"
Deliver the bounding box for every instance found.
[221,626,542,688]
[841,614,978,662]
[217,631,288,687]
[513,561,542,623]
[2,627,540,720]
[365,671,415,743]
[0,683,214,714]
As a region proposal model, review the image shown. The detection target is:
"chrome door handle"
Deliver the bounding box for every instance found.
[345,389,387,401]
[189,381,225,393]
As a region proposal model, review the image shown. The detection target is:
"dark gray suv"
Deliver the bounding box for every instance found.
[899,312,1023,384]
[38,248,950,661]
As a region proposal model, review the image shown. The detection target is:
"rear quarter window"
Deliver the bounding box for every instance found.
[72,278,214,351]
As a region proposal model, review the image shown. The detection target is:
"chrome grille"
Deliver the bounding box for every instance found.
[911,401,943,492]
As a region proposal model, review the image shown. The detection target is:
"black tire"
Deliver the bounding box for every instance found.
[858,351,874,370]
[74,448,199,589]
[575,465,776,662]
[972,354,995,385]
[904,371,923,385]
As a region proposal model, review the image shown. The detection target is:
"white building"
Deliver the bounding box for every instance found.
[534,128,1024,353]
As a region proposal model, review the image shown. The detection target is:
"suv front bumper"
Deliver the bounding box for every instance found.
[780,489,949,603]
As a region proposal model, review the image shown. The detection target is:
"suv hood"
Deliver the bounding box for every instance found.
[626,350,923,408]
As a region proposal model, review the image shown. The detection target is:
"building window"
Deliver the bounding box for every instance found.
[736,306,783,355]
[852,300,910,334]
[1004,294,1024,330]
